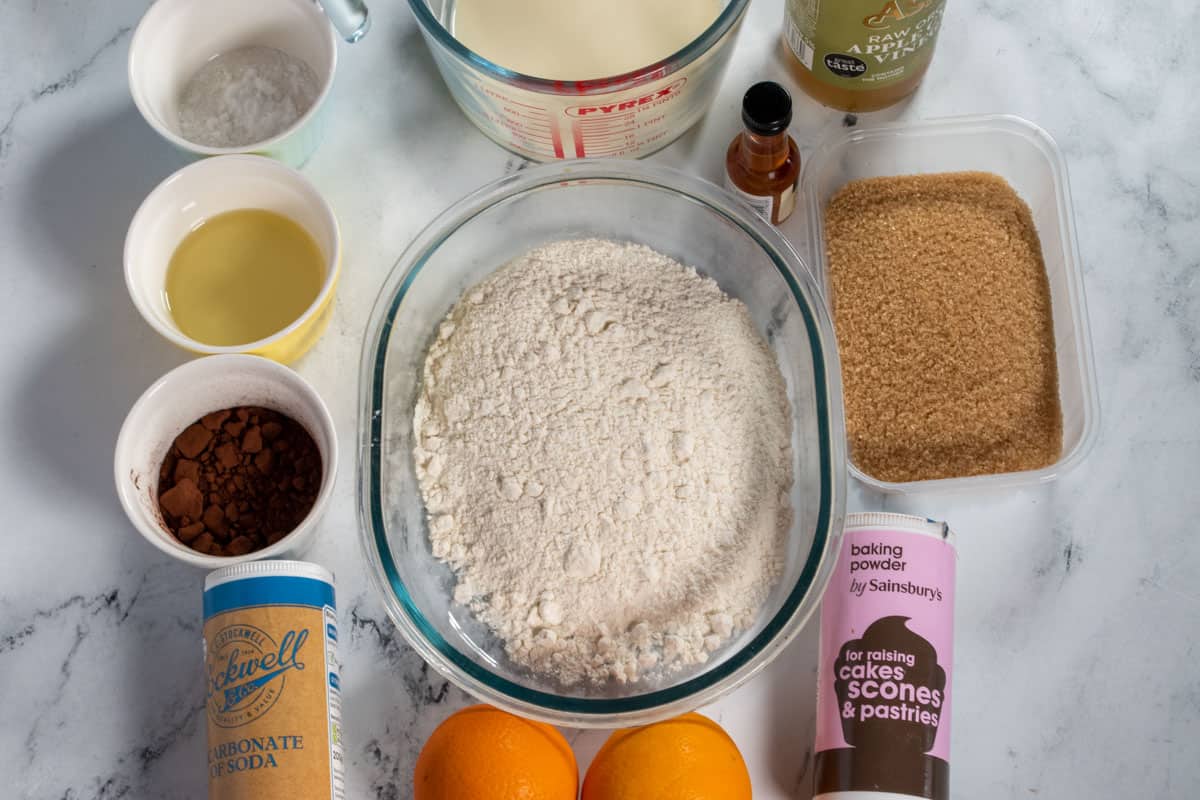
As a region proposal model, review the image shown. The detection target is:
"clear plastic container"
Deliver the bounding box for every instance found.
[801,114,1099,493]
[407,0,748,161]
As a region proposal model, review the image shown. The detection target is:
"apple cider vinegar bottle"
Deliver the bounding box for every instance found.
[783,0,947,112]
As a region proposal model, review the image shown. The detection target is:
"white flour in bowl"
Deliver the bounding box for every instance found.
[413,239,793,685]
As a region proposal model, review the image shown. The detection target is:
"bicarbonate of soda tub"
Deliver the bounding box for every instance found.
[203,561,343,799]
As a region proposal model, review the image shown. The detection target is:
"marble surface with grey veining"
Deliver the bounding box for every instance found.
[1,0,1198,797]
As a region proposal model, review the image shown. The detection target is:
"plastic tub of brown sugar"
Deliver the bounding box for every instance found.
[800,114,1099,493]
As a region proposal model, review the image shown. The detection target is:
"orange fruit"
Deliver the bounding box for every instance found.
[414,704,578,800]
[582,712,752,800]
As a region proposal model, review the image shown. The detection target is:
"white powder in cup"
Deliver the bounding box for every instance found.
[178,45,320,149]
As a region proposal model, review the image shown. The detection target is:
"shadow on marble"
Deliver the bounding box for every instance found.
[14,537,210,797]
[10,109,217,798]
[115,550,210,798]
[392,23,471,138]
[762,617,820,798]
[338,589,478,797]
[24,105,188,285]
[14,105,188,508]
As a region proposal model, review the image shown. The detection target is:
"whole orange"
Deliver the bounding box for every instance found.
[413,704,578,800]
[582,713,752,800]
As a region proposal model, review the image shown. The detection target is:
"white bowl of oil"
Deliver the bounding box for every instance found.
[124,154,340,364]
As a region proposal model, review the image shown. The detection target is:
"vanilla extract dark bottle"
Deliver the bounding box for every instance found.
[724,81,801,226]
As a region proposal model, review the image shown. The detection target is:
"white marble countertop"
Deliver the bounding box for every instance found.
[3,0,1198,797]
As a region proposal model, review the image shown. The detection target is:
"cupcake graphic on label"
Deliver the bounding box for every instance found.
[833,615,947,755]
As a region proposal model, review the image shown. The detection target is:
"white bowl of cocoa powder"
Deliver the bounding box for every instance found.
[114,354,338,568]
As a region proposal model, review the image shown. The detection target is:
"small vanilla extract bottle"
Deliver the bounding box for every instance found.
[724,81,801,225]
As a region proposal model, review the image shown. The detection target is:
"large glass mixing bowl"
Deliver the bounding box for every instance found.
[359,160,846,727]
[407,0,749,160]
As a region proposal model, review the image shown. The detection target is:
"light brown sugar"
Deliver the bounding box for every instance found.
[824,171,1062,483]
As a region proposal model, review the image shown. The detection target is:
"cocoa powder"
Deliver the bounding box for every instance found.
[157,406,321,557]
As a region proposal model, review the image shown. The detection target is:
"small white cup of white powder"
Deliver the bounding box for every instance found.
[129,0,336,167]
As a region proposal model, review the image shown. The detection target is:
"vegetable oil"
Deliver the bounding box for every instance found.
[165,209,325,347]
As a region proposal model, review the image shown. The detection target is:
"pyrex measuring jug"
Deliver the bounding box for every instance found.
[408,0,749,160]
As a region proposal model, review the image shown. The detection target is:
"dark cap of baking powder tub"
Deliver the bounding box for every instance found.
[742,81,793,136]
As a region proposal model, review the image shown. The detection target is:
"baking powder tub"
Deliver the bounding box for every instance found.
[203,561,344,799]
[814,512,956,800]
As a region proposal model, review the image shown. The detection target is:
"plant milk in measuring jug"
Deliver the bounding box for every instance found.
[452,0,721,80]
[438,0,731,159]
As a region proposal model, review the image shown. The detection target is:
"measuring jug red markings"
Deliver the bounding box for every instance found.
[549,66,670,95]
[562,78,688,157]
[565,78,688,117]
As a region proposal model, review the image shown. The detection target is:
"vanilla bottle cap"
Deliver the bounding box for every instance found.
[741,81,793,136]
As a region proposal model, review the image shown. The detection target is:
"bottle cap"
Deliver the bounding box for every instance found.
[205,559,335,591]
[741,81,793,136]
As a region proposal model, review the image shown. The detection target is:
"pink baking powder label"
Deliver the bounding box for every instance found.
[814,519,956,799]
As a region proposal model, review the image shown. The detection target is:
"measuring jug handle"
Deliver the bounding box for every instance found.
[318,0,371,42]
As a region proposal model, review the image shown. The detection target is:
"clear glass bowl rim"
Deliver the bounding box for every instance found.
[406,0,750,95]
[357,159,846,726]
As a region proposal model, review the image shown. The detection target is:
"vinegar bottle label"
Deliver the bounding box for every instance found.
[784,0,946,93]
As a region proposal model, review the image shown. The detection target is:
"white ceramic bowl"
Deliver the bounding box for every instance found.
[124,154,341,364]
[115,354,338,569]
[128,0,337,166]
